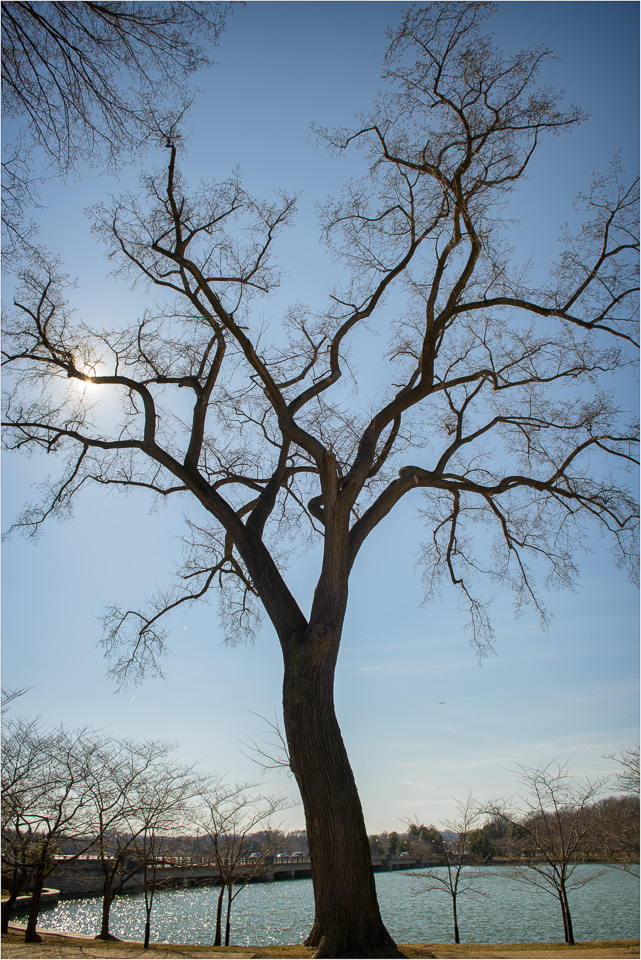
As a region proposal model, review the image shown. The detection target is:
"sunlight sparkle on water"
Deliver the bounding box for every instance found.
[31,867,639,947]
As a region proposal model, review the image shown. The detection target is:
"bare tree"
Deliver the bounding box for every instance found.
[192,781,289,947]
[406,795,489,944]
[1,718,96,941]
[79,736,200,941]
[487,762,608,945]
[1,716,46,932]
[2,5,638,956]
[591,749,640,875]
[1,1,230,262]
[590,793,640,877]
[130,776,203,950]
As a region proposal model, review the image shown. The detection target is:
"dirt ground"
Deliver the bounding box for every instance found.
[2,927,639,960]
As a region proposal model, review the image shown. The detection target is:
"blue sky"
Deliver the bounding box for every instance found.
[2,2,639,833]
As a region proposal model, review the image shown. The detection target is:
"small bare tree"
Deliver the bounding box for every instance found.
[1,716,47,932]
[192,781,289,947]
[79,736,200,941]
[1,718,96,941]
[590,793,640,876]
[406,795,488,944]
[487,762,607,945]
[130,775,202,951]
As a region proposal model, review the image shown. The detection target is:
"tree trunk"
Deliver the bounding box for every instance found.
[282,626,396,959]
[560,894,569,943]
[96,883,116,940]
[143,869,155,949]
[214,883,225,946]
[2,868,25,934]
[24,865,45,943]
[452,896,460,944]
[225,884,232,946]
[143,890,151,947]
[560,887,575,945]
[1,898,12,935]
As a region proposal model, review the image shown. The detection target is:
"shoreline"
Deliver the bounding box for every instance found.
[2,927,640,960]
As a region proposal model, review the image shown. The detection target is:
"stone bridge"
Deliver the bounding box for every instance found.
[49,853,424,898]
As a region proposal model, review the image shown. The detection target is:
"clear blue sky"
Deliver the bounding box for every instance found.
[2,2,639,833]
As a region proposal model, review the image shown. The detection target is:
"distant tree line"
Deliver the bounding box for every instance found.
[368,756,639,869]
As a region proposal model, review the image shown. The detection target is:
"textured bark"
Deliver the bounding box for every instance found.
[282,625,396,958]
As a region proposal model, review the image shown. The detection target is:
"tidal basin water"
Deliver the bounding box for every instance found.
[34,866,638,946]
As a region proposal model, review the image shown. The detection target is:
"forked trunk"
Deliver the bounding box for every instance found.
[282,628,396,958]
[4,861,30,933]
[560,888,574,945]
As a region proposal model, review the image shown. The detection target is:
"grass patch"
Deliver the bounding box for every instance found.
[2,930,639,959]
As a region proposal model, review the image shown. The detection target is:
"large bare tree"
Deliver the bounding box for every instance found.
[2,4,638,955]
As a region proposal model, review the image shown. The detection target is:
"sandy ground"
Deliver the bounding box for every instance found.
[2,927,639,960]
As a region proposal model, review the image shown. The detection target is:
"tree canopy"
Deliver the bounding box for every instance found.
[1,1,229,260]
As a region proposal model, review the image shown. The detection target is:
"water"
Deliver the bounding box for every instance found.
[29,865,639,946]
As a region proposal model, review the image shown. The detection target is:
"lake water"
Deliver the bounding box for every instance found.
[31,865,638,947]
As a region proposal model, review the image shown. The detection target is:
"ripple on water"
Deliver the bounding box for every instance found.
[30,865,639,946]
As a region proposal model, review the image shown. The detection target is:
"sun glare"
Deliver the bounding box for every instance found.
[70,374,96,395]
[70,362,105,396]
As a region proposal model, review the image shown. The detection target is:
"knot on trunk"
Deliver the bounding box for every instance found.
[310,622,334,641]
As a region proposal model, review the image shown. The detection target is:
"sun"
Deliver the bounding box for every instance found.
[68,372,96,395]
[68,360,105,396]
